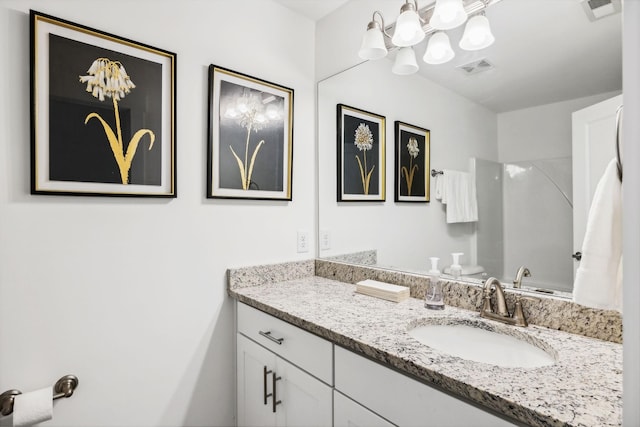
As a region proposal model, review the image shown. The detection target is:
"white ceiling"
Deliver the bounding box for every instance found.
[273,0,349,21]
[275,0,622,113]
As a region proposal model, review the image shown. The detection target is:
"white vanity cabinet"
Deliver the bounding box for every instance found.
[334,390,396,427]
[334,346,517,427]
[236,303,333,427]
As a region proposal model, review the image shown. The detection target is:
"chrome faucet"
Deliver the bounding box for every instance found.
[480,277,528,327]
[513,266,531,288]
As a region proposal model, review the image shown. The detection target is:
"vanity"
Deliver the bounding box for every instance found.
[228,259,622,427]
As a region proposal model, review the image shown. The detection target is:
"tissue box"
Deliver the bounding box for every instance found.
[355,279,410,303]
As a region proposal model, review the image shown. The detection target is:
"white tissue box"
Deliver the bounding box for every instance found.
[355,279,410,303]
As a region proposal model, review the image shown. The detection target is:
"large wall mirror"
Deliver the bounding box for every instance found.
[317,0,622,295]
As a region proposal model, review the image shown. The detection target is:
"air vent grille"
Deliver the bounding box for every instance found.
[457,59,494,75]
[582,0,620,21]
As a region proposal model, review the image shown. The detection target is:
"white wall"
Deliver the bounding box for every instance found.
[318,59,497,271]
[623,2,640,424]
[497,91,621,163]
[0,1,315,426]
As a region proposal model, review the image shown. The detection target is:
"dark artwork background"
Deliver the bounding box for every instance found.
[217,80,285,191]
[398,129,426,197]
[48,34,163,185]
[342,114,380,195]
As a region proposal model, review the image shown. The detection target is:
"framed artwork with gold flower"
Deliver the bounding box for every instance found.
[394,121,430,202]
[207,65,294,200]
[337,104,385,202]
[30,10,176,197]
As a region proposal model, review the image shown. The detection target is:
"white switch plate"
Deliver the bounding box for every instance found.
[320,229,331,250]
[297,230,309,253]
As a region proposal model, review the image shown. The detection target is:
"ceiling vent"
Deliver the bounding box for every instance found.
[582,0,621,21]
[457,58,494,75]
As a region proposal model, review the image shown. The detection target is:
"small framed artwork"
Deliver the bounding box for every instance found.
[30,10,177,197]
[207,65,294,200]
[394,121,430,202]
[337,104,385,201]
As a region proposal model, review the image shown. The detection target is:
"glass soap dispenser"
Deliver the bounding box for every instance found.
[450,252,464,280]
[425,257,445,310]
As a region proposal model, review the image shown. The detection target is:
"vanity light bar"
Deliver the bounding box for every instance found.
[382,0,503,50]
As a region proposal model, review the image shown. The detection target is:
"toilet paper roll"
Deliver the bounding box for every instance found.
[12,387,53,427]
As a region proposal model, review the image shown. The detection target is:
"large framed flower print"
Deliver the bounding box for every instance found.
[337,104,385,201]
[394,121,430,202]
[207,65,294,200]
[30,11,177,197]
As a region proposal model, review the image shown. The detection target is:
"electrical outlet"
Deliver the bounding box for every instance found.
[320,229,331,250]
[297,230,309,253]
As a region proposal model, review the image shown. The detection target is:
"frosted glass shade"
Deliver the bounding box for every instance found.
[392,47,419,75]
[459,14,495,51]
[423,32,455,64]
[359,27,388,60]
[391,8,425,47]
[429,0,467,30]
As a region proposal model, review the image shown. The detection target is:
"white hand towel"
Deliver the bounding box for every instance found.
[573,158,622,312]
[434,174,444,200]
[440,170,478,223]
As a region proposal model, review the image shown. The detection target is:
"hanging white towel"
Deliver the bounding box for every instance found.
[434,174,444,201]
[573,158,622,312]
[438,170,478,223]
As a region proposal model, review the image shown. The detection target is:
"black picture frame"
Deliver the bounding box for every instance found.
[337,104,386,202]
[394,121,430,202]
[207,65,294,200]
[30,10,177,197]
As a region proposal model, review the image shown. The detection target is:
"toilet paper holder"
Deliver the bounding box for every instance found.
[0,375,79,417]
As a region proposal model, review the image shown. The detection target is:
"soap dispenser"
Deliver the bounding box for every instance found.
[450,252,464,279]
[425,257,444,310]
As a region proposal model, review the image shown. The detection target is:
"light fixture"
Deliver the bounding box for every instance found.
[358,11,389,60]
[459,13,495,51]
[429,0,467,30]
[423,32,455,64]
[358,0,499,75]
[392,47,419,75]
[391,0,425,47]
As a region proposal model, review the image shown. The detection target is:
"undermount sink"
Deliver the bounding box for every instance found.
[408,320,557,368]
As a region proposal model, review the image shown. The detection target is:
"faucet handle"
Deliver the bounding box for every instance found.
[511,295,536,327]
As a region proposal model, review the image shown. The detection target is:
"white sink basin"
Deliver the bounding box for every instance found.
[408,321,556,368]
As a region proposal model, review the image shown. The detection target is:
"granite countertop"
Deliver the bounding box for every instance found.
[229,275,622,427]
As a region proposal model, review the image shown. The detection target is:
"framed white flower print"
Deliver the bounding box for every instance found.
[30,10,177,197]
[394,121,430,202]
[207,65,294,200]
[337,104,386,202]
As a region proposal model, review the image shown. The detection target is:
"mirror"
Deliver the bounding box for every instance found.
[317,0,622,295]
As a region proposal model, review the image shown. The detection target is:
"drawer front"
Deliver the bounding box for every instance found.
[237,303,333,385]
[335,346,517,427]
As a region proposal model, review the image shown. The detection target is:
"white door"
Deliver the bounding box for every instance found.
[275,357,333,427]
[237,334,278,427]
[571,94,623,279]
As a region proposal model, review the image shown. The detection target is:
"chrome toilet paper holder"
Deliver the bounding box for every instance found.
[0,375,79,417]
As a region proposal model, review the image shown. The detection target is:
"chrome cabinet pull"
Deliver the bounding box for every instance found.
[272,372,282,413]
[259,330,284,345]
[263,366,272,405]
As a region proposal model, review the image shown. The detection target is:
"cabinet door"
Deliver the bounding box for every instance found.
[237,334,277,427]
[334,390,396,427]
[275,356,332,427]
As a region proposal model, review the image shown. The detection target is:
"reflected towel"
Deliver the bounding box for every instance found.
[439,170,478,223]
[573,158,622,312]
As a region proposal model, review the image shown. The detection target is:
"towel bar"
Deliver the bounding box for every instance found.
[0,375,79,417]
[431,169,444,177]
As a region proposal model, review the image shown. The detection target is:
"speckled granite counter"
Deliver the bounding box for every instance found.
[228,262,622,427]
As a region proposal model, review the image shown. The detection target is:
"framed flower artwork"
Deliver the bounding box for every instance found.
[207,65,294,200]
[394,121,430,202]
[337,104,386,202]
[30,10,177,197]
